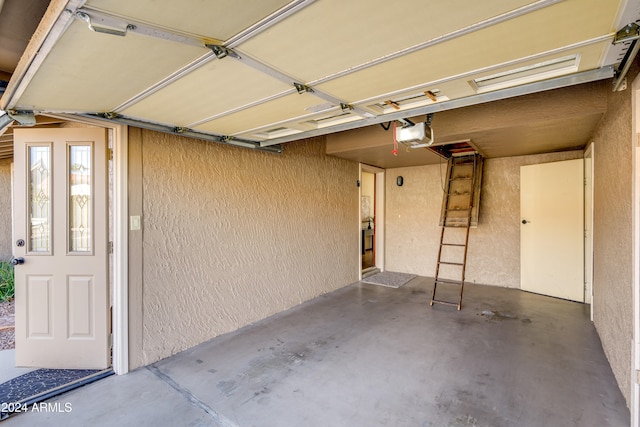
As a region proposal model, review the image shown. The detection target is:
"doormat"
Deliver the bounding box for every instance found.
[0,368,113,420]
[361,271,417,288]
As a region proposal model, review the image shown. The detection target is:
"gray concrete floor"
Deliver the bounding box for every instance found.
[3,278,630,426]
[0,350,35,384]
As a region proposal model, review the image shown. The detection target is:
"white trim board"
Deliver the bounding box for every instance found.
[584,142,594,319]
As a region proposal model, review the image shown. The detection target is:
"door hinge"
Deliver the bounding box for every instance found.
[636,370,640,384]
[108,148,113,160]
[108,241,113,254]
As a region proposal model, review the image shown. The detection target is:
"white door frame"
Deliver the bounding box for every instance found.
[584,143,594,321]
[359,164,385,279]
[44,114,129,375]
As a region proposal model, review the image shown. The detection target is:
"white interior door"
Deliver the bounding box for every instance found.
[13,127,110,369]
[521,159,584,302]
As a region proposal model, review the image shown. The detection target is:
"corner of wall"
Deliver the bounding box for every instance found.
[591,58,639,408]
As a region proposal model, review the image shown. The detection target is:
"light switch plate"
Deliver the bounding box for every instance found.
[130,215,141,231]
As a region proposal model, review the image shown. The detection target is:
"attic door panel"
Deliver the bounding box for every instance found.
[85,0,292,41]
[16,20,207,112]
[439,157,483,228]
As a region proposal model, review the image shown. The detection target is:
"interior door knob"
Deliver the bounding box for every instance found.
[522,219,529,224]
[11,257,24,266]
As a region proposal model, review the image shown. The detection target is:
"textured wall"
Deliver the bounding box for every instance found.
[385,163,446,278]
[0,159,12,261]
[135,131,358,365]
[385,151,583,287]
[591,71,635,407]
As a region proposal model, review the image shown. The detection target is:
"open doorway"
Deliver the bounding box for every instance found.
[361,171,375,270]
[360,164,385,277]
[0,116,128,418]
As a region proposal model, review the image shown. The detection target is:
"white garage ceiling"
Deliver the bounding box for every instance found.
[0,0,639,154]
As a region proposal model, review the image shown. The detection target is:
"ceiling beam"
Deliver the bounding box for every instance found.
[79,113,283,154]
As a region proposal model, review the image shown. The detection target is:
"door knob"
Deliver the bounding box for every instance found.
[10,257,25,266]
[522,219,529,224]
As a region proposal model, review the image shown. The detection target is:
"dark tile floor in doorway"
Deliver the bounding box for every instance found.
[361,249,374,269]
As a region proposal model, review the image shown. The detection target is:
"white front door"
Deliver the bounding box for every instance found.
[13,128,110,369]
[520,159,584,302]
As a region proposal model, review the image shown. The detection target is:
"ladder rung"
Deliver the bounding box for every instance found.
[435,278,464,285]
[438,261,464,266]
[430,299,460,308]
[443,224,471,228]
[441,243,466,247]
[448,192,471,196]
[446,207,471,211]
[449,177,473,181]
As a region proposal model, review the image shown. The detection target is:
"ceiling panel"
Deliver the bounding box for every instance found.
[235,108,367,141]
[469,113,604,158]
[352,44,610,114]
[316,1,619,103]
[193,92,338,135]
[85,0,292,41]
[120,58,293,127]
[237,0,538,82]
[15,20,207,112]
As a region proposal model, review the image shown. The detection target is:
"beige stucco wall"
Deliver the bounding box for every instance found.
[384,150,583,287]
[129,130,359,367]
[591,69,636,407]
[0,158,12,261]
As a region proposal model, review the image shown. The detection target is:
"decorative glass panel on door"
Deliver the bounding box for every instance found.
[28,145,51,253]
[69,145,93,253]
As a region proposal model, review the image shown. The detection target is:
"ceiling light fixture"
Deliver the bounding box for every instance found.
[471,55,580,93]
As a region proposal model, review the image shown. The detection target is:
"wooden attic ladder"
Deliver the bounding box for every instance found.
[430,153,482,310]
